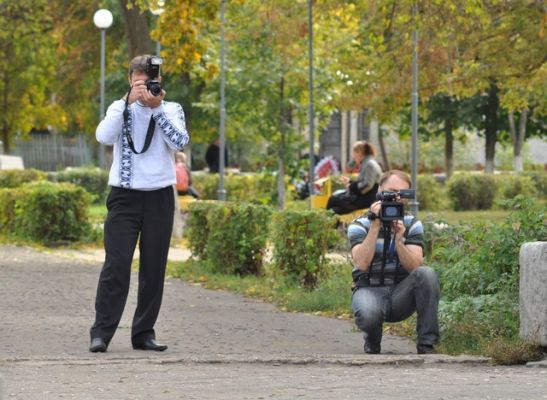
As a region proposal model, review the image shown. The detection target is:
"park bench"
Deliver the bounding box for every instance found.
[310,176,368,227]
[178,194,197,211]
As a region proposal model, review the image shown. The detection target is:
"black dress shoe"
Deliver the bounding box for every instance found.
[133,338,168,352]
[364,340,381,354]
[89,338,107,353]
[417,344,436,354]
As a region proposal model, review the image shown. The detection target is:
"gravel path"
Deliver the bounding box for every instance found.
[0,244,545,400]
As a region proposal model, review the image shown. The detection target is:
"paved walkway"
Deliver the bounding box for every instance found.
[0,245,545,399]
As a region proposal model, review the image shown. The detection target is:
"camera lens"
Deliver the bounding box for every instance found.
[146,80,162,96]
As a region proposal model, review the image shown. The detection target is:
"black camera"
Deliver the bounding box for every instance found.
[376,189,415,222]
[145,56,163,96]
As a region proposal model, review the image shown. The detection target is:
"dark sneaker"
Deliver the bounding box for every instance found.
[364,341,381,354]
[417,344,435,354]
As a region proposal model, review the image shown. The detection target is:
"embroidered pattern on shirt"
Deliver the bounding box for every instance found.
[120,107,134,188]
[153,104,189,150]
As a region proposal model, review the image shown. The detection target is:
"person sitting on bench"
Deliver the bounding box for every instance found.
[327,141,382,215]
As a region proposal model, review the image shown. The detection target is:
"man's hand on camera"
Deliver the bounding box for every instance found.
[392,220,406,242]
[141,88,166,109]
[127,80,147,104]
[369,201,381,217]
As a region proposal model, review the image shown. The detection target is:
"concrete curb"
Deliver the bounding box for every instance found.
[1,353,490,368]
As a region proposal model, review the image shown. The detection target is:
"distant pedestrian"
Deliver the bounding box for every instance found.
[205,138,228,173]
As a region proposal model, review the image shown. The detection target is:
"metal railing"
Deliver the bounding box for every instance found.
[12,134,93,171]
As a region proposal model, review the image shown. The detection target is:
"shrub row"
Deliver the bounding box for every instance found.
[184,201,337,289]
[446,173,539,210]
[416,172,543,211]
[0,169,46,188]
[192,173,279,205]
[0,167,109,204]
[50,167,109,204]
[0,181,93,244]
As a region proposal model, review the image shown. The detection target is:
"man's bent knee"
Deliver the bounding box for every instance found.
[414,266,438,284]
[352,294,383,332]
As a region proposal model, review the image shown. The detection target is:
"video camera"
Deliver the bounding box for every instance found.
[376,189,416,222]
[145,56,163,96]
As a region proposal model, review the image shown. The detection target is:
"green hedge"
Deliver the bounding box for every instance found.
[185,201,271,276]
[494,174,537,203]
[0,188,25,234]
[7,181,92,244]
[271,209,338,289]
[518,171,546,199]
[206,202,271,275]
[0,169,46,188]
[184,201,215,259]
[192,173,278,205]
[447,173,497,210]
[51,167,109,203]
[416,175,448,211]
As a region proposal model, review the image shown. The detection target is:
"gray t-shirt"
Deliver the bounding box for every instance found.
[355,157,382,194]
[348,214,424,286]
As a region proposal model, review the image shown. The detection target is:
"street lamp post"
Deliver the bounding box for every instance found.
[93,9,113,169]
[409,5,419,217]
[307,0,315,207]
[218,0,227,201]
[151,1,165,56]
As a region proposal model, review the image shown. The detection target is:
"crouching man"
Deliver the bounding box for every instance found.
[348,170,440,354]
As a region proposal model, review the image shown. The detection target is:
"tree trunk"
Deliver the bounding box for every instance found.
[509,109,528,173]
[378,126,390,171]
[444,115,454,179]
[2,69,9,154]
[277,77,286,210]
[119,0,153,60]
[1,124,9,154]
[484,84,499,174]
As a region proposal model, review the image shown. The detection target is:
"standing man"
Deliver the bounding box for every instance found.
[348,170,440,354]
[205,137,228,173]
[90,55,189,353]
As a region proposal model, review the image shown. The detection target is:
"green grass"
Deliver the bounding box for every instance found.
[89,204,107,219]
[167,259,354,318]
[421,209,510,224]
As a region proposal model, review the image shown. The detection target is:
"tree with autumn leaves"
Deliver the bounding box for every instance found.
[1,0,544,184]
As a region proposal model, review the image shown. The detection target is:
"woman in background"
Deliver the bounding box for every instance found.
[327,141,382,215]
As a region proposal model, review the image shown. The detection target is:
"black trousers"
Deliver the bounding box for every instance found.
[326,184,379,215]
[90,186,174,345]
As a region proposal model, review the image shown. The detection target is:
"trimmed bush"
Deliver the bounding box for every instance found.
[416,175,448,211]
[271,209,338,289]
[204,202,271,275]
[447,173,497,210]
[192,173,278,205]
[184,201,217,259]
[0,169,46,188]
[519,171,546,199]
[0,188,25,234]
[52,167,109,203]
[494,174,537,202]
[14,181,92,244]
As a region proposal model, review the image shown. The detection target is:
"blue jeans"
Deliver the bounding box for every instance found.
[352,266,440,348]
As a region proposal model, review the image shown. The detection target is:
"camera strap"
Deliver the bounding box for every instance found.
[122,86,156,155]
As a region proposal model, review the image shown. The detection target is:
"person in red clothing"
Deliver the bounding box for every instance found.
[175,152,199,198]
